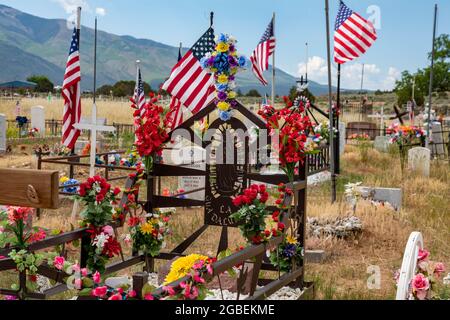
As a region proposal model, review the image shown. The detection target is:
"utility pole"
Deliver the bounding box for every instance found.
[426,4,438,145]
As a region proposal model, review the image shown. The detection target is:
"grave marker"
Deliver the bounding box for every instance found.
[31,106,45,137]
[408,147,431,177]
[177,146,206,201]
[339,121,346,155]
[347,122,378,140]
[0,113,5,154]
[360,186,402,211]
[430,122,445,157]
[374,136,390,153]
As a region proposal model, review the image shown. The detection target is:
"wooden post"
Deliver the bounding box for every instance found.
[132,272,149,299]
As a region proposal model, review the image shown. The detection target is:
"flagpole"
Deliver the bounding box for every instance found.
[271,12,276,107]
[426,4,438,146]
[325,0,336,203]
[71,7,82,157]
[89,17,98,177]
[359,63,365,121]
[335,63,341,174]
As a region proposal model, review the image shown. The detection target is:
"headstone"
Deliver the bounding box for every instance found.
[176,146,206,201]
[408,147,431,177]
[359,187,402,211]
[339,121,346,155]
[31,106,45,137]
[347,122,378,140]
[374,136,390,153]
[430,122,445,157]
[0,114,6,154]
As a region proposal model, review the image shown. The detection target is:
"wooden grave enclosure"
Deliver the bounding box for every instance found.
[0,100,330,300]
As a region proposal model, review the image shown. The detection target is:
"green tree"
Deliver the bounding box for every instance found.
[97,85,113,96]
[110,80,154,97]
[288,86,316,104]
[246,89,261,97]
[27,75,54,93]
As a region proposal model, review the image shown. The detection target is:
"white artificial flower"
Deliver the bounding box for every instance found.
[93,233,110,250]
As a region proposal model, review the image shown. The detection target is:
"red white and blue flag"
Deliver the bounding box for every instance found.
[162,27,216,119]
[62,27,82,149]
[334,1,377,64]
[133,67,146,117]
[250,17,276,86]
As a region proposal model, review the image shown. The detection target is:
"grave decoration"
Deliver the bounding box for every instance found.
[258,99,312,182]
[387,123,426,171]
[201,33,247,121]
[131,92,171,174]
[59,176,79,194]
[74,176,122,274]
[312,120,337,146]
[32,144,51,157]
[28,127,40,138]
[395,248,446,300]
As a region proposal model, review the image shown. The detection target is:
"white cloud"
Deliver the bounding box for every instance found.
[53,0,89,14]
[96,7,106,16]
[297,56,397,91]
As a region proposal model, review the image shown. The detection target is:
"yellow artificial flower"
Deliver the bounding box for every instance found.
[217,74,228,84]
[216,42,229,53]
[140,222,154,235]
[228,91,237,99]
[217,101,230,111]
[164,254,209,284]
[211,51,217,57]
[59,176,69,184]
[286,235,298,245]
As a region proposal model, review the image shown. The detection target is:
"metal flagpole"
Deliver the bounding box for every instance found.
[271,12,276,107]
[426,4,438,146]
[89,17,98,177]
[359,63,365,121]
[335,63,341,174]
[325,0,336,203]
[71,7,82,157]
[305,42,309,83]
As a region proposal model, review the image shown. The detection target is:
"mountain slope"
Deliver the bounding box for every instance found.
[0,4,336,95]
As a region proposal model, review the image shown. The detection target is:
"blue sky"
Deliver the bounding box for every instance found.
[2,0,449,90]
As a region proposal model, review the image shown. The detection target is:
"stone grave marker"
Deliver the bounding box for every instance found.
[347,122,378,140]
[339,121,346,155]
[31,106,45,137]
[374,136,391,153]
[0,114,6,154]
[360,186,402,211]
[174,146,206,201]
[408,147,431,177]
[430,122,445,157]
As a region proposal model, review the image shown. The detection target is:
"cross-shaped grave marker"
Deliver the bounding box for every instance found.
[74,103,115,177]
[390,105,409,125]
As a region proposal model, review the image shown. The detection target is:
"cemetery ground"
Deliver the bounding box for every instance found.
[0,136,448,300]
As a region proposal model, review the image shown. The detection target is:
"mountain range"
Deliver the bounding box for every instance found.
[0,4,339,95]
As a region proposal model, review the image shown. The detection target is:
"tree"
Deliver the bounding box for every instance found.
[288,86,316,104]
[246,89,261,97]
[97,85,113,96]
[27,75,54,93]
[105,80,154,97]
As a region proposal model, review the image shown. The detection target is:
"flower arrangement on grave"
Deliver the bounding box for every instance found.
[27,127,39,138]
[127,208,173,257]
[15,116,28,127]
[59,176,79,194]
[120,149,141,168]
[387,123,426,171]
[269,234,303,273]
[230,184,292,245]
[258,99,312,183]
[141,254,215,300]
[74,176,122,273]
[200,33,247,121]
[131,92,171,174]
[313,120,338,146]
[395,248,446,300]
[51,143,72,156]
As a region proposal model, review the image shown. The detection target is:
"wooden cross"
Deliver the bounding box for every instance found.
[74,103,115,177]
[390,105,409,125]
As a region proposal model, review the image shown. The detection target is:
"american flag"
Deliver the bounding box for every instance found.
[62,27,81,149]
[167,46,185,130]
[334,1,377,64]
[250,17,276,86]
[162,27,216,117]
[133,67,146,117]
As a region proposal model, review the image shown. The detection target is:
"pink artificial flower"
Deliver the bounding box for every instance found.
[53,256,65,270]
[92,286,108,298]
[434,262,445,278]
[206,264,213,275]
[74,278,83,290]
[127,290,136,298]
[418,249,429,262]
[93,271,101,284]
[103,225,114,236]
[71,263,80,273]
[412,273,430,300]
[81,268,88,277]
[108,293,123,300]
[4,295,18,300]
[0,256,5,260]
[163,286,176,296]
[189,286,199,300]
[193,274,205,284]
[144,294,154,300]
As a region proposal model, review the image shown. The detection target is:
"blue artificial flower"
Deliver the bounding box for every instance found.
[282,244,297,258]
[238,56,247,68]
[219,110,232,122]
[200,56,209,69]
[214,53,229,72]
[63,179,79,194]
[216,84,228,91]
[218,33,227,43]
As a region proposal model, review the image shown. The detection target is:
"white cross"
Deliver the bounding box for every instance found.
[74,103,115,177]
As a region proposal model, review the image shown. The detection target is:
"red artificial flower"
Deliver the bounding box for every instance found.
[102,237,121,258]
[113,187,121,196]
